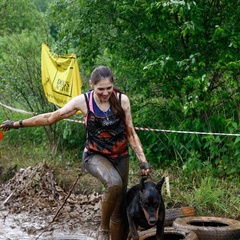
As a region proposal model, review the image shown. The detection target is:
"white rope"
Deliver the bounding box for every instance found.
[134,126,240,137]
[1,102,240,137]
[0,102,37,115]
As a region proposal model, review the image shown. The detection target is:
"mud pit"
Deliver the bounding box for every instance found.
[0,161,102,239]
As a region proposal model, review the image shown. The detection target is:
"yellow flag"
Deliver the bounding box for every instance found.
[41,43,82,108]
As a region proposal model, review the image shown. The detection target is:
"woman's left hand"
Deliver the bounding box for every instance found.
[140,161,152,176]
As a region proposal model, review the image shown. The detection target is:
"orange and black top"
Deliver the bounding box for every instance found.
[83,91,128,159]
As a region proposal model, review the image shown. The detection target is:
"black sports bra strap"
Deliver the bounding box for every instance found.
[119,92,122,106]
[84,93,90,111]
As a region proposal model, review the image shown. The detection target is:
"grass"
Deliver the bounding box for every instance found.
[0,140,239,221]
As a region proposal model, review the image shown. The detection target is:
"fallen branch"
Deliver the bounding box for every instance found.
[35,169,83,240]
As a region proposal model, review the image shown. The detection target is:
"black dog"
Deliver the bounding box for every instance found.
[125,177,165,240]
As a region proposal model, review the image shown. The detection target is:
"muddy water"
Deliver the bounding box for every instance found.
[0,209,96,240]
[0,163,101,239]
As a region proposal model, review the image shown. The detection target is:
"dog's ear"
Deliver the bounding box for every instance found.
[156,177,165,192]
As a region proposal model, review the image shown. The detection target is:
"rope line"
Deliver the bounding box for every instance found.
[0,101,37,115]
[1,102,240,137]
[134,126,240,137]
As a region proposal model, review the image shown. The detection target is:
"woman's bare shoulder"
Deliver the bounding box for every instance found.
[59,93,88,116]
[73,94,88,114]
[120,93,131,110]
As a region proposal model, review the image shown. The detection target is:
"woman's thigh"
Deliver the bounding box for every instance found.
[84,154,127,189]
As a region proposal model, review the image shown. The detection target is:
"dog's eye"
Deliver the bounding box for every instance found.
[144,200,159,207]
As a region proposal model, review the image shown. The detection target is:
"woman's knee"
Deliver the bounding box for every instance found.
[103,181,123,202]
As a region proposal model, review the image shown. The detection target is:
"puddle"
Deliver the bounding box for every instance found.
[0,162,100,240]
[0,209,96,240]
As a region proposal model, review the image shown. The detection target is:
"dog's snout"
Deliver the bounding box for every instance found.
[149,216,157,225]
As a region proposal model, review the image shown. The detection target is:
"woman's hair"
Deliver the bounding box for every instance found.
[91,66,126,120]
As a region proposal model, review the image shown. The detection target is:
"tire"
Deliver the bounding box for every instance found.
[165,207,196,226]
[138,227,198,240]
[173,216,240,240]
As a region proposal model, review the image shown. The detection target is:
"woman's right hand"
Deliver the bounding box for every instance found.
[140,161,152,176]
[0,120,16,131]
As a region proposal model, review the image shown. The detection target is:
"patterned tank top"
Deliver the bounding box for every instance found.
[83,91,128,159]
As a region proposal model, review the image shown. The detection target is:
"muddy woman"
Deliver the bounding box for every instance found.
[0,66,151,240]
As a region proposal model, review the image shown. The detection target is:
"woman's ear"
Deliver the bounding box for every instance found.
[89,80,93,89]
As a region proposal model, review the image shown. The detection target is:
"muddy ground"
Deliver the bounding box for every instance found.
[0,161,102,240]
[3,161,238,240]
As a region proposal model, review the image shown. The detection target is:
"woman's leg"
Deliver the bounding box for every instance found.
[84,154,128,240]
[110,156,129,240]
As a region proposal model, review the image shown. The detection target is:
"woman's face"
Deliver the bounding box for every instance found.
[91,78,114,102]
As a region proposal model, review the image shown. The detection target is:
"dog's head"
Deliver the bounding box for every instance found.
[139,177,165,226]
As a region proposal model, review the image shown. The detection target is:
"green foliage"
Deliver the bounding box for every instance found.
[0,29,57,147]
[0,0,240,179]
[0,31,45,109]
[55,118,86,150]
[188,176,240,217]
[160,169,240,219]
[47,1,239,116]
[138,118,240,179]
[0,111,44,145]
[0,1,239,223]
[0,0,43,35]
[33,0,50,12]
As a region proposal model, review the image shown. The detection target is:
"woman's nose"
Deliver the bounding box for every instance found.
[103,90,109,95]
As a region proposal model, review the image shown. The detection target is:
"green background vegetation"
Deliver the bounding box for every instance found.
[0,0,239,219]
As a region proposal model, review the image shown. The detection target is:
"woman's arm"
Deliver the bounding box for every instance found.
[121,94,151,175]
[0,94,87,130]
